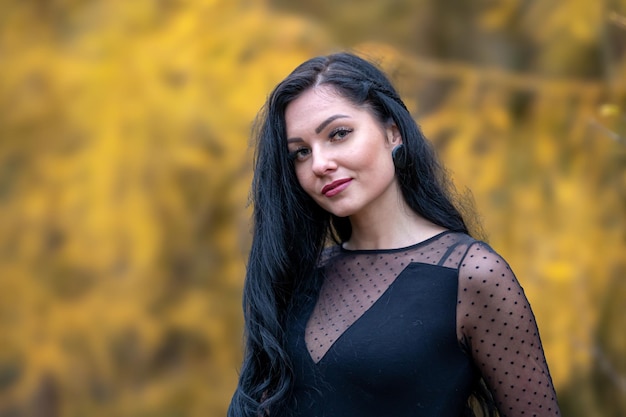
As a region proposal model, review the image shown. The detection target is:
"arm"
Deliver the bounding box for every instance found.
[457,242,561,417]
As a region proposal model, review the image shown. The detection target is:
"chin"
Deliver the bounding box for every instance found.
[324,206,357,218]
[315,199,360,218]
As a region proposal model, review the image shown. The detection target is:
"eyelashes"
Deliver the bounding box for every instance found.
[289,147,310,162]
[329,127,353,140]
[288,126,354,162]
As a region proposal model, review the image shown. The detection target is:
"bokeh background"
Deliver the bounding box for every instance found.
[0,0,625,416]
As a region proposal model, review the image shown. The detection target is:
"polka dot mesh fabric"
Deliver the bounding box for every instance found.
[306,232,469,362]
[457,242,560,416]
[305,231,560,416]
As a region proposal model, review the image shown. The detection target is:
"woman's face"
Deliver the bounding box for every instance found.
[285,85,402,219]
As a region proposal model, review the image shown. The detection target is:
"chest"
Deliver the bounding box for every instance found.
[302,263,467,382]
[286,263,477,416]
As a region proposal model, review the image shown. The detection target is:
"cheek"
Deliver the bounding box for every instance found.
[294,164,315,192]
[356,147,392,172]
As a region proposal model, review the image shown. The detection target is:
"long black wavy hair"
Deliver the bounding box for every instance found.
[228,52,494,417]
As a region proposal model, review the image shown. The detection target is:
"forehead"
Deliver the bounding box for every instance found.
[284,86,361,129]
[289,85,348,108]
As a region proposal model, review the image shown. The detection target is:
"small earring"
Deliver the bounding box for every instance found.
[392,144,406,170]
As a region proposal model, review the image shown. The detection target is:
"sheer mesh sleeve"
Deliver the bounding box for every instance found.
[457,242,561,417]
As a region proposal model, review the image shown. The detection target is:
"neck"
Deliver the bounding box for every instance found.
[344,186,447,251]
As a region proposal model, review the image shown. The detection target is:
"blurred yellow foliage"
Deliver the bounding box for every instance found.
[0,0,624,416]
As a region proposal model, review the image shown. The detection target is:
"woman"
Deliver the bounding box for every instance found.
[229,52,561,417]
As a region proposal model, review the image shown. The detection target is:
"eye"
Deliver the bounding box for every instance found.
[329,127,353,141]
[289,146,311,162]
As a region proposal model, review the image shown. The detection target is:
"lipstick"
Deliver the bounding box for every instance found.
[321,178,352,197]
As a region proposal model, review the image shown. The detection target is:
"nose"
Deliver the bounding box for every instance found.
[311,146,337,177]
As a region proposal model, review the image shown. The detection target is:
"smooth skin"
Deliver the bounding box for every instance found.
[285,86,446,250]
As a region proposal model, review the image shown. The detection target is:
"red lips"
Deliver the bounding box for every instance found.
[321,178,352,197]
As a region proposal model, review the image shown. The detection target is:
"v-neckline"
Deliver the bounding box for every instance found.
[303,231,458,364]
[304,264,412,365]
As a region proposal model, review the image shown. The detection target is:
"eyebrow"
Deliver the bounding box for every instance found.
[315,114,349,133]
[287,114,350,144]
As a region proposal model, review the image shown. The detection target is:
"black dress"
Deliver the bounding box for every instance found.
[285,231,560,417]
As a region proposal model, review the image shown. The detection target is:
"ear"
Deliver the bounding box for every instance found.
[385,122,402,146]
